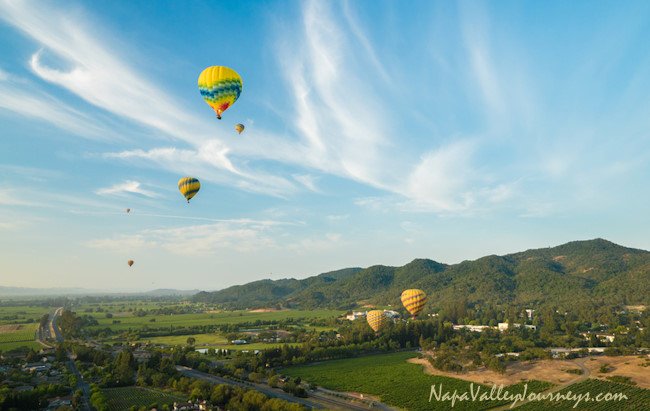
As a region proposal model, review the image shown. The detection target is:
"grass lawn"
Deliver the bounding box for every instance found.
[103,386,186,410]
[283,351,552,411]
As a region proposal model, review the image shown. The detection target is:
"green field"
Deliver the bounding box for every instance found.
[0,305,49,325]
[103,386,186,410]
[143,332,228,346]
[283,351,552,411]
[517,379,650,410]
[141,332,300,351]
[88,309,343,331]
[0,323,40,352]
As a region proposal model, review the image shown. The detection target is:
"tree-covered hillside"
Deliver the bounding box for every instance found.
[193,239,650,320]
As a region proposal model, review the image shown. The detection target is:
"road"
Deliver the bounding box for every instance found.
[176,366,389,410]
[50,307,92,411]
[487,358,591,410]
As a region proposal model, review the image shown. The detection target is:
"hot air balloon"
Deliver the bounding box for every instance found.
[178,177,200,203]
[401,289,427,318]
[126,208,131,213]
[235,123,245,134]
[127,260,134,267]
[366,310,387,332]
[198,66,243,119]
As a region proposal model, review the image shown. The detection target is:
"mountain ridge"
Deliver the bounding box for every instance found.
[193,239,650,315]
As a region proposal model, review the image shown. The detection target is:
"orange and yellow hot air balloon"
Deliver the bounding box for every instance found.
[127,260,134,267]
[401,289,427,318]
[366,310,387,332]
[235,123,245,134]
[198,66,243,120]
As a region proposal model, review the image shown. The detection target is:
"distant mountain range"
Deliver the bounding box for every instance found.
[193,239,650,313]
[0,286,200,297]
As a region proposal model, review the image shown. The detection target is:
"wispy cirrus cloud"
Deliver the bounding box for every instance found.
[0,0,543,215]
[86,219,285,256]
[95,180,160,198]
[0,74,120,141]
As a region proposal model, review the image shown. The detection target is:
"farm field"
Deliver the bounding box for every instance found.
[0,323,40,352]
[87,309,343,331]
[103,386,186,410]
[142,332,228,346]
[0,305,50,325]
[283,351,552,410]
[516,378,650,410]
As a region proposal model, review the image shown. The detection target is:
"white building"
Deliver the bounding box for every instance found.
[525,309,535,320]
[453,325,492,332]
[383,310,400,319]
[498,322,536,332]
[596,334,615,343]
[345,311,367,321]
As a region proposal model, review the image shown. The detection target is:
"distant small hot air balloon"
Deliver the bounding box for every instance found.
[178,177,200,203]
[366,310,387,332]
[235,123,245,134]
[127,260,134,267]
[126,208,131,213]
[401,289,427,318]
[198,66,243,119]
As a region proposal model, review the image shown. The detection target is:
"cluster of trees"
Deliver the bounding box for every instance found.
[89,384,108,411]
[0,383,70,410]
[58,310,98,338]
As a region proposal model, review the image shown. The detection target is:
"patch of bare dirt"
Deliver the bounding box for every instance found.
[553,255,566,261]
[409,355,650,388]
[585,355,650,389]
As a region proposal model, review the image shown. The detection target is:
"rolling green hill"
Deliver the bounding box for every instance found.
[193,239,650,317]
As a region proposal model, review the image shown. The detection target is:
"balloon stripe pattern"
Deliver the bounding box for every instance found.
[178,177,201,203]
[366,310,387,332]
[401,289,427,317]
[198,66,243,118]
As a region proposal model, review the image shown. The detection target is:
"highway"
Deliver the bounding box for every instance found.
[176,365,389,410]
[50,307,92,411]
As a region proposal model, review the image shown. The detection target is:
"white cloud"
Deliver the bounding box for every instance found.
[96,181,160,198]
[0,0,522,214]
[292,174,319,192]
[87,220,278,256]
[0,76,119,141]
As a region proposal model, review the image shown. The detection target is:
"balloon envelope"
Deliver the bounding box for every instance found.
[366,310,387,332]
[126,208,131,213]
[178,177,200,203]
[235,123,245,134]
[127,260,134,267]
[401,289,427,317]
[198,66,243,119]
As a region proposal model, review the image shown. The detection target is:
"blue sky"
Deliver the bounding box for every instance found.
[1,0,649,291]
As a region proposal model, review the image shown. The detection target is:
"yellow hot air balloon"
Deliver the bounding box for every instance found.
[178,177,200,203]
[198,66,243,119]
[127,260,134,267]
[366,310,387,332]
[235,123,245,134]
[401,289,427,318]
